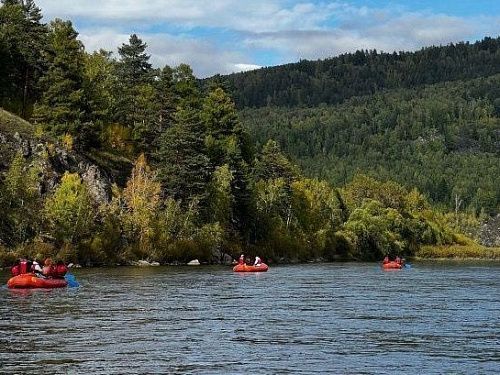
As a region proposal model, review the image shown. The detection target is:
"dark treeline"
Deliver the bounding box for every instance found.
[213,36,500,108]
[0,1,494,266]
[240,75,500,215]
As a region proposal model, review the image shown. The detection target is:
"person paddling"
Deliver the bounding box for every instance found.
[11,261,20,276]
[254,256,262,266]
[43,258,54,277]
[32,260,43,276]
[53,260,68,279]
[238,254,245,265]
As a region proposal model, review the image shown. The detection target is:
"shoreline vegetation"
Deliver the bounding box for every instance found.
[0,2,499,269]
[416,245,500,260]
[3,248,500,272]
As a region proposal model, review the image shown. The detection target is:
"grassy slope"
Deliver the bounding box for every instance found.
[0,108,35,138]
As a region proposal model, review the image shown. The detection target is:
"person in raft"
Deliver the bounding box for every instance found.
[254,256,262,266]
[53,260,68,278]
[395,256,401,264]
[11,258,32,276]
[238,254,245,265]
[32,260,43,276]
[42,258,54,277]
[10,261,20,276]
[383,256,389,264]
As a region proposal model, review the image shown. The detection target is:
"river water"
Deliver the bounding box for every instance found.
[0,262,499,374]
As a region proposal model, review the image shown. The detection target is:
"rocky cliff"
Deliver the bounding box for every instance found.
[0,109,131,203]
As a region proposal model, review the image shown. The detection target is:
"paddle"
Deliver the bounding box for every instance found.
[64,273,80,288]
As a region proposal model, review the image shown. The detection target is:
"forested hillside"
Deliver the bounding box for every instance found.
[218,37,500,108]
[239,75,500,215]
[0,1,498,266]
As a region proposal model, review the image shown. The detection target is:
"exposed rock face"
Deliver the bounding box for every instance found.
[479,214,500,247]
[0,130,113,204]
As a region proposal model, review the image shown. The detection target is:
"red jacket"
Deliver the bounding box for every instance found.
[43,265,54,277]
[19,261,29,274]
[53,264,68,277]
[11,265,20,276]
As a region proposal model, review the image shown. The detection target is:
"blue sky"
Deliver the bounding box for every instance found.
[36,0,500,77]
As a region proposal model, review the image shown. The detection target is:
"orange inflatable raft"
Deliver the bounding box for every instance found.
[382,261,403,270]
[7,273,68,289]
[233,263,269,272]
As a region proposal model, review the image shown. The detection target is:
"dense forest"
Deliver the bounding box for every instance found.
[0,1,497,267]
[217,37,500,108]
[239,75,500,215]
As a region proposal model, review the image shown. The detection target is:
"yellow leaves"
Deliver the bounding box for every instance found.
[61,133,73,151]
[406,188,430,212]
[122,154,161,252]
[102,123,134,155]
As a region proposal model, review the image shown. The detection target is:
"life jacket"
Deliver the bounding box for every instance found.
[32,262,43,274]
[11,264,20,276]
[19,260,29,274]
[42,265,54,277]
[54,264,68,277]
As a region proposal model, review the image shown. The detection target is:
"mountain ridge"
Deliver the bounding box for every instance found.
[211,36,500,109]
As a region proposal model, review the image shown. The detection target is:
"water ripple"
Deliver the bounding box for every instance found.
[1,263,499,374]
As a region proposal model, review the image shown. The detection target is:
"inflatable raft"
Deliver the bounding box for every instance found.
[233,263,269,272]
[7,273,68,289]
[382,261,403,270]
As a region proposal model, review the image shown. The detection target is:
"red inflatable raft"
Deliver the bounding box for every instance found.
[382,261,403,270]
[7,274,68,289]
[233,263,269,272]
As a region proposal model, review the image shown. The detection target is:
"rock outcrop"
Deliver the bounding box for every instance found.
[479,214,500,247]
[0,109,126,204]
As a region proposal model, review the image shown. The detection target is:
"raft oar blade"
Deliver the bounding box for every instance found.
[65,273,80,288]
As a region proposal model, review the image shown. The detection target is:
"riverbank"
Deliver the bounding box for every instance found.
[415,244,500,260]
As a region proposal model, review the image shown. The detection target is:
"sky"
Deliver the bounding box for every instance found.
[36,0,500,78]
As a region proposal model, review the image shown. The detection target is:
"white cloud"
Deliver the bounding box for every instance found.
[80,29,259,77]
[36,1,500,77]
[37,0,342,32]
[233,63,262,72]
[244,13,500,61]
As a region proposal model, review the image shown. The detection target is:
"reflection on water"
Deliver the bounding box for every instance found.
[1,262,499,374]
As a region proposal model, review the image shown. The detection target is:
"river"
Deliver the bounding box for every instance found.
[1,262,499,374]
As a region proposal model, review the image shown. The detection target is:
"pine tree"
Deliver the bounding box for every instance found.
[83,49,115,124]
[116,34,152,86]
[201,88,255,237]
[173,63,200,109]
[114,34,156,149]
[32,19,85,135]
[254,140,300,182]
[156,106,210,205]
[0,0,47,117]
[155,65,176,134]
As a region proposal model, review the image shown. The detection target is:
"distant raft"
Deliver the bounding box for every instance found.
[7,273,68,289]
[382,261,403,270]
[233,263,269,272]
